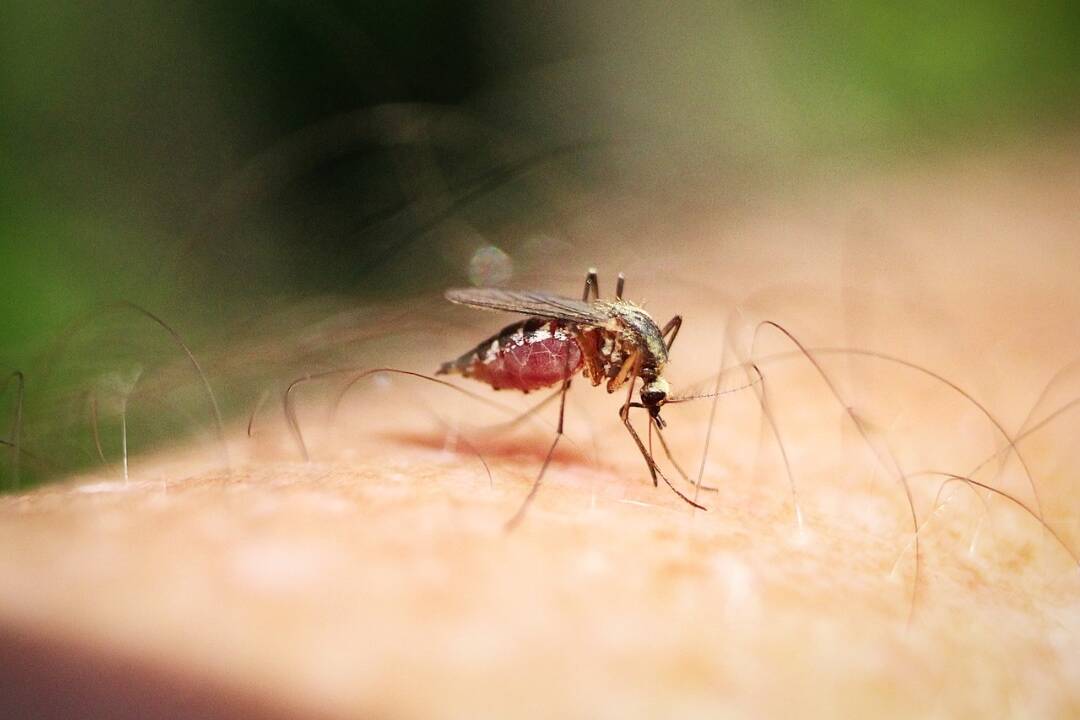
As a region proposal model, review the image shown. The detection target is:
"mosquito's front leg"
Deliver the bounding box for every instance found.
[619,375,658,487]
[639,410,719,493]
[619,404,706,510]
[660,315,683,351]
[619,374,707,510]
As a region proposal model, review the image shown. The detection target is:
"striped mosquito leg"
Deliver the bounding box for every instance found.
[504,375,571,531]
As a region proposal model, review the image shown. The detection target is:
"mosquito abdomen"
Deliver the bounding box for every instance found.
[437,319,583,392]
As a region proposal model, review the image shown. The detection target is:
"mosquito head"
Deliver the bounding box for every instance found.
[640,376,670,428]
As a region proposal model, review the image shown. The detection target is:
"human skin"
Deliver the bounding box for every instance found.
[1,140,1078,719]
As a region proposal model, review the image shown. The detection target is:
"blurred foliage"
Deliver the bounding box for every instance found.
[1,0,1077,487]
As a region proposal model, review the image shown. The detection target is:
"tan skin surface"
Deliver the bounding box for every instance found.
[2,142,1080,719]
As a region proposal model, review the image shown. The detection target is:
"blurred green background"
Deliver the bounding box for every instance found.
[1,1,1078,488]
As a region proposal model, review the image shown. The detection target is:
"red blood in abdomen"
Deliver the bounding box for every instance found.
[471,333,582,392]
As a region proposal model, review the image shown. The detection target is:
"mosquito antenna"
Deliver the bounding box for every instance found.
[664,372,762,404]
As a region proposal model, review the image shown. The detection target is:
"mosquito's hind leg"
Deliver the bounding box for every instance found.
[661,315,683,351]
[504,377,572,531]
[480,386,562,435]
[583,268,600,302]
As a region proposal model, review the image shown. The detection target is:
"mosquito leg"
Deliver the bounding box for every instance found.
[582,268,600,302]
[660,315,683,351]
[481,386,563,434]
[619,374,707,502]
[652,420,719,492]
[619,375,654,482]
[615,273,625,300]
[504,376,571,531]
[619,400,706,510]
[620,399,656,488]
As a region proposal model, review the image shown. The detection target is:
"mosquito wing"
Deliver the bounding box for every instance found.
[445,288,610,326]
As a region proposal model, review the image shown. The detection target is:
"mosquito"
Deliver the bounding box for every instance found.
[437,268,706,528]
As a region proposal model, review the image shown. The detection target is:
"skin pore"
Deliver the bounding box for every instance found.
[1,141,1079,719]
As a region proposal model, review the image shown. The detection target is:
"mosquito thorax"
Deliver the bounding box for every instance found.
[607,300,669,369]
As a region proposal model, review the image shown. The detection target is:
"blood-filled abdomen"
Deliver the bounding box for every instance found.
[438,320,583,392]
